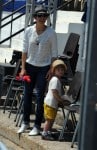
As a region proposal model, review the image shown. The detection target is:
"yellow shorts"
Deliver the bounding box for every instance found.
[44,103,57,120]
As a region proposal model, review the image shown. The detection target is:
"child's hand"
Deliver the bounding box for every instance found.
[62,100,71,106]
[61,94,73,103]
[58,102,64,108]
[58,99,71,108]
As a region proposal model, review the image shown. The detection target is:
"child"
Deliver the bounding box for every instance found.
[42,59,69,140]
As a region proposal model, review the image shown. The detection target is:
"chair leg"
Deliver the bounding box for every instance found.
[71,120,79,148]
[3,79,14,113]
[61,107,65,119]
[59,110,70,141]
[14,94,23,122]
[71,112,77,130]
[15,100,24,127]
[19,114,23,127]
[8,90,18,118]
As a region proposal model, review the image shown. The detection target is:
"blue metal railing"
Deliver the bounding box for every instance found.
[0,0,26,46]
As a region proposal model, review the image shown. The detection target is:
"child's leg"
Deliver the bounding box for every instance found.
[42,104,57,139]
[43,119,54,133]
[42,119,55,140]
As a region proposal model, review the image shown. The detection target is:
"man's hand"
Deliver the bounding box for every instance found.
[19,68,26,77]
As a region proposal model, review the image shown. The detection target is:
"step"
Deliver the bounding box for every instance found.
[0,108,77,150]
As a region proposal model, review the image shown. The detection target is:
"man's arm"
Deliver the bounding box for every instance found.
[20,52,27,76]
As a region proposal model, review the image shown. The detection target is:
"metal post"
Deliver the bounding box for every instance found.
[48,0,58,29]
[25,0,32,28]
[78,0,97,149]
[0,0,2,23]
[9,0,15,47]
[0,0,3,39]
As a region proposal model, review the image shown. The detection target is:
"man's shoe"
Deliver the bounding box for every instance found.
[17,123,30,133]
[42,134,54,141]
[29,127,40,136]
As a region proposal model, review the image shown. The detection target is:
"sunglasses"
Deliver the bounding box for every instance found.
[36,14,48,18]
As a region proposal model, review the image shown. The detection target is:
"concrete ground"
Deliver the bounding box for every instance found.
[0,135,23,150]
[0,106,78,150]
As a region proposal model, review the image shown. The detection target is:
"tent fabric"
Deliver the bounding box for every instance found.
[2,0,61,13]
[3,0,26,13]
[3,0,48,13]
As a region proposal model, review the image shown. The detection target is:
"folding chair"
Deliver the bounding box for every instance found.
[8,85,24,118]
[58,32,80,85]
[58,71,82,148]
[3,60,22,113]
[14,90,24,127]
[1,50,22,113]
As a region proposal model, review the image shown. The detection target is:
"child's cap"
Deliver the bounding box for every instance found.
[51,59,67,73]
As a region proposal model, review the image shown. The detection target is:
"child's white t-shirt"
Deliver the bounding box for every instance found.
[44,76,62,109]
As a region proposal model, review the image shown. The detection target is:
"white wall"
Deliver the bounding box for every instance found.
[56,10,85,72]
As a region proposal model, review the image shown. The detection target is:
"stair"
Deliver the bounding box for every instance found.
[0,108,77,150]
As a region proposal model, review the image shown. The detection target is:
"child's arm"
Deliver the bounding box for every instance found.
[52,89,71,106]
